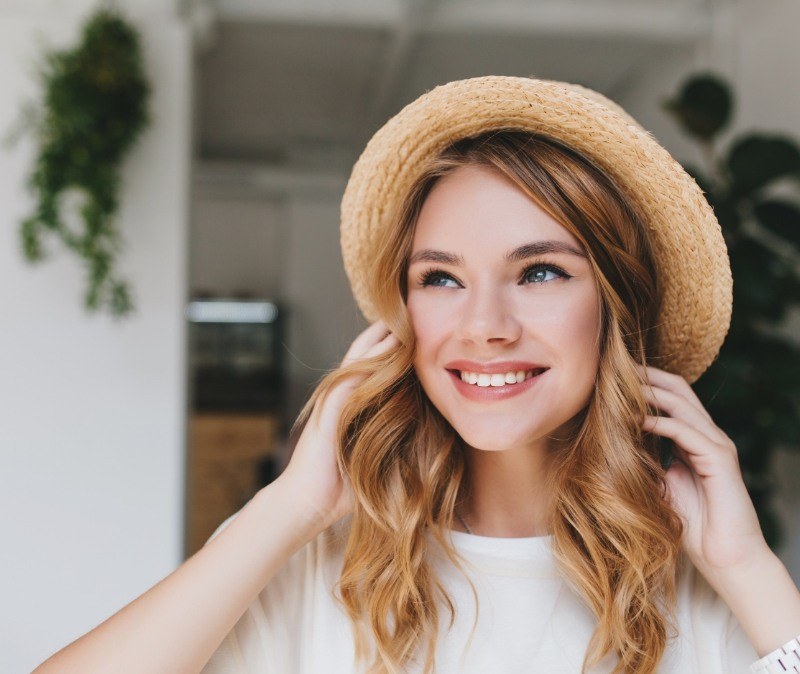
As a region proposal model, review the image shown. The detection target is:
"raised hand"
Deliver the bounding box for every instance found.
[280,320,399,532]
[639,364,800,658]
[637,364,767,576]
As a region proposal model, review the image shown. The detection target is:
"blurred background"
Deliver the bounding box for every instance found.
[2,0,799,671]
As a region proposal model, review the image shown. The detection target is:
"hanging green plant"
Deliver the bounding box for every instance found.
[17,7,150,317]
[662,72,800,550]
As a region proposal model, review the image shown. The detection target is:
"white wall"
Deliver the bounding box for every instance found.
[281,195,367,420]
[0,4,192,673]
[191,195,284,298]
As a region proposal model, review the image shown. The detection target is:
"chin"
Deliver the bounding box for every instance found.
[453,425,535,453]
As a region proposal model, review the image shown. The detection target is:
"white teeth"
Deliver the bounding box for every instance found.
[458,368,542,387]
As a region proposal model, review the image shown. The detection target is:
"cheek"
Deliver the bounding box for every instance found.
[407,301,433,378]
[568,303,601,353]
[539,292,601,370]
[408,299,457,400]
[407,297,447,355]
[573,285,600,337]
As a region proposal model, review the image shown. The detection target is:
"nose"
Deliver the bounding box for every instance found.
[454,283,523,345]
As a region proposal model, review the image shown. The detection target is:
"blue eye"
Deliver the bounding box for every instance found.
[418,270,459,288]
[417,261,572,288]
[521,264,570,284]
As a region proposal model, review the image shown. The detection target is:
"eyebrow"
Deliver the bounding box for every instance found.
[407,240,587,266]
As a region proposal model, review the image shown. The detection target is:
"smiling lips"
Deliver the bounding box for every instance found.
[444,360,549,401]
[458,368,545,387]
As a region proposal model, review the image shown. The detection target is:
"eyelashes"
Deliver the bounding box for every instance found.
[416,259,573,289]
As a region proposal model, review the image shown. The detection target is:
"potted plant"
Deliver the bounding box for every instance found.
[662,72,800,548]
[14,8,150,317]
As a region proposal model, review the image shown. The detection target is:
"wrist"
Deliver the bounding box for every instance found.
[704,548,800,658]
[703,544,778,601]
[256,476,330,547]
[687,527,771,593]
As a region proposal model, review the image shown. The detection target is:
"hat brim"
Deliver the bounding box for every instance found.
[340,76,732,383]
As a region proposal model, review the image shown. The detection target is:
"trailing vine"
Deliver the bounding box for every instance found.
[17,8,150,317]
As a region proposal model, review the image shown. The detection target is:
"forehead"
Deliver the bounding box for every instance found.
[411,164,582,251]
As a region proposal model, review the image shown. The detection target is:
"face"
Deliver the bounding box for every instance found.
[405,165,602,454]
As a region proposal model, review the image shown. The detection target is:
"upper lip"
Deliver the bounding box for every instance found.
[444,360,549,374]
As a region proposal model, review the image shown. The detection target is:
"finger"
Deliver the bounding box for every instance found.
[328,333,400,403]
[641,384,729,446]
[341,331,399,369]
[642,415,737,478]
[636,364,712,422]
[362,332,399,358]
[342,321,391,363]
[661,457,701,526]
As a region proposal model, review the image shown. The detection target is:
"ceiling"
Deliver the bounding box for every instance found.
[193,0,716,169]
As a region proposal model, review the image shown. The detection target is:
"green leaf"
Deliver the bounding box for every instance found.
[21,217,44,261]
[110,281,134,317]
[769,401,800,446]
[661,73,733,140]
[727,134,800,196]
[780,266,800,303]
[753,198,800,248]
[712,195,741,236]
[729,237,787,320]
[695,350,755,408]
[16,6,148,317]
[752,334,800,392]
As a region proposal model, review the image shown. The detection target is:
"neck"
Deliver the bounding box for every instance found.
[457,439,554,538]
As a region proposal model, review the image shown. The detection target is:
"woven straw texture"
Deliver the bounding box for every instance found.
[340,76,732,383]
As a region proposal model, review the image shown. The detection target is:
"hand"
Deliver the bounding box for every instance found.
[637,364,769,579]
[280,320,399,532]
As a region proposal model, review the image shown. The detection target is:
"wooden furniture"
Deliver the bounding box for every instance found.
[186,412,283,557]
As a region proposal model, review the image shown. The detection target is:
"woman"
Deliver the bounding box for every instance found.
[33,77,800,674]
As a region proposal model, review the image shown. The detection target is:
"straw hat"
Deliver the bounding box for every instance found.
[340,76,732,383]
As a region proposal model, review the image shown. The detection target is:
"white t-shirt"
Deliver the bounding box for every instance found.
[200,511,759,673]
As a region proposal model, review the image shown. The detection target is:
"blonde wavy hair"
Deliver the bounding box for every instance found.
[292,130,685,673]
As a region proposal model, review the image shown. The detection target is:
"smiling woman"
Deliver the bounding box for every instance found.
[325,129,681,672]
[405,157,603,463]
[32,76,800,674]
